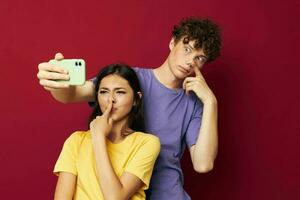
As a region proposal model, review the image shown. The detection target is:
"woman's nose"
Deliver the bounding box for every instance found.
[108,94,116,104]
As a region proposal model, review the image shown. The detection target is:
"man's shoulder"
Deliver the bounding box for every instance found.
[133,67,152,74]
[133,67,154,83]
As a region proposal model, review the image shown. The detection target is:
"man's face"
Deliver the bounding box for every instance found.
[167,38,208,79]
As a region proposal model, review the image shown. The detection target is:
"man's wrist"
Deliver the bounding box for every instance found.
[202,94,217,106]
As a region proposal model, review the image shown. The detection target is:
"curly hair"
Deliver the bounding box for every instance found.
[172,17,222,62]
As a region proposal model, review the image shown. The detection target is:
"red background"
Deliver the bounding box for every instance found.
[0,0,299,199]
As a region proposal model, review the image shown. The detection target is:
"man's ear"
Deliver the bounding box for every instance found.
[169,38,175,50]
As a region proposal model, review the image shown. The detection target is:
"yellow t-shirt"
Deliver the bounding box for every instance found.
[54,131,160,200]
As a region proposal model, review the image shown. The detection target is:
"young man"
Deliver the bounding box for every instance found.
[38,18,221,200]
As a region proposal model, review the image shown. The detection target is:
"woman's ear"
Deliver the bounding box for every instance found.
[133,92,142,106]
[137,91,142,99]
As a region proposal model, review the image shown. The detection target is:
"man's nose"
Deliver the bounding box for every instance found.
[185,58,193,68]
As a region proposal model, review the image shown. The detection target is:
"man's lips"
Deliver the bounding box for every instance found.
[178,65,189,74]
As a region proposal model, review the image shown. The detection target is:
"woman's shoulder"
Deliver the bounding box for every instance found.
[132,132,160,146]
[65,130,91,143]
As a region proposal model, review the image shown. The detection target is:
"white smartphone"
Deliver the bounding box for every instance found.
[49,59,86,85]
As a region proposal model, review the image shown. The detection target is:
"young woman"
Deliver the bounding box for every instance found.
[53,64,160,200]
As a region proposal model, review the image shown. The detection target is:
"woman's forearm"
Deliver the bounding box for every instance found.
[92,136,127,200]
[54,172,76,200]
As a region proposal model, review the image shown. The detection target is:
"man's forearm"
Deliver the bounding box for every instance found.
[50,87,76,104]
[50,80,95,104]
[192,98,218,173]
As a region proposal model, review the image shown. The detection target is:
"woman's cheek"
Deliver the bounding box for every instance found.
[117,96,134,108]
[98,97,107,113]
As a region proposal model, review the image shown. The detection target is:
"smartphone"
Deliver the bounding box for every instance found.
[49,59,86,85]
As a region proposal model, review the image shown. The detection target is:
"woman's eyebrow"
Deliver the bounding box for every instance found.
[113,87,126,90]
[99,87,126,90]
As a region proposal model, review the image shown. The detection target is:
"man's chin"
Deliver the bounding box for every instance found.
[175,71,189,80]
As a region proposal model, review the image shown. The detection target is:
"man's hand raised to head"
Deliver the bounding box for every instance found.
[183,66,217,104]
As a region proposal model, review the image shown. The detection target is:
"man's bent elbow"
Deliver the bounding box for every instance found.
[193,163,214,173]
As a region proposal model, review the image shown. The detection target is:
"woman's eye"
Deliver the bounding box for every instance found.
[99,90,108,94]
[116,91,126,94]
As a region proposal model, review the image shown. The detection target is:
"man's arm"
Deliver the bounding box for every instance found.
[37,53,95,103]
[183,67,218,173]
[190,98,218,173]
[49,80,94,104]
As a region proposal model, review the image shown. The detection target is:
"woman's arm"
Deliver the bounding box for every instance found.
[90,100,144,200]
[54,172,76,200]
[93,136,144,200]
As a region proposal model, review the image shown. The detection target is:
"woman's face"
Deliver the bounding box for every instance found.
[98,74,134,123]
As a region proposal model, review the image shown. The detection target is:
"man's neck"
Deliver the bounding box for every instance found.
[153,60,183,89]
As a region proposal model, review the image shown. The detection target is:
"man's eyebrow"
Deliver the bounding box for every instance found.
[187,43,195,50]
[187,44,208,59]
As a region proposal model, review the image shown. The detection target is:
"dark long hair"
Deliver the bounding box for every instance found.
[88,63,144,132]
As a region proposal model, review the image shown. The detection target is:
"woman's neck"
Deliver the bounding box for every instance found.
[107,118,131,143]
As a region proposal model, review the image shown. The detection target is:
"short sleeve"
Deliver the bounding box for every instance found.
[185,100,203,148]
[88,77,97,107]
[124,136,160,189]
[53,132,81,176]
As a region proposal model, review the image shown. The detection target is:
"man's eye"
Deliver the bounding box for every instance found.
[197,57,206,63]
[116,91,126,94]
[184,47,191,53]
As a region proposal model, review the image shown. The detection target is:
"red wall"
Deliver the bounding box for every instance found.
[0,0,299,199]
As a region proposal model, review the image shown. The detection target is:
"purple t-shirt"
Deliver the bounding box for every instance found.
[91,67,203,199]
[134,68,203,200]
